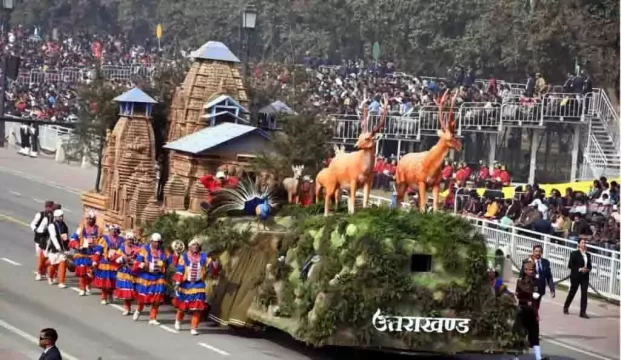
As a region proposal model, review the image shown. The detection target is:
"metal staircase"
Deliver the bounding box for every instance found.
[582,90,620,179]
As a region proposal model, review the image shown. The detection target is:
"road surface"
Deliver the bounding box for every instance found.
[0,148,618,360]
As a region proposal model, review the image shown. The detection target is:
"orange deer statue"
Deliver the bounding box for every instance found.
[395,89,462,212]
[316,94,389,216]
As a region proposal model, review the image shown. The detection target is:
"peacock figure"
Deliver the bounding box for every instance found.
[211,178,278,228]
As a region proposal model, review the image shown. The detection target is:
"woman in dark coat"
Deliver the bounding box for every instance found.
[515,261,549,360]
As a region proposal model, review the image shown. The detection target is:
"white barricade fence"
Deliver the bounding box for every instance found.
[12,65,156,85]
[38,124,75,152]
[341,192,620,301]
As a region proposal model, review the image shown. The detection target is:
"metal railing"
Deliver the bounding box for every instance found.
[11,64,157,85]
[342,192,620,301]
[596,90,620,151]
[329,92,591,141]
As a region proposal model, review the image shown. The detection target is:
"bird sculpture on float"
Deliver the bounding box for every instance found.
[315,94,389,216]
[394,89,462,212]
[211,178,277,229]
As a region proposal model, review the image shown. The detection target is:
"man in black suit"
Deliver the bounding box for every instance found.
[563,238,592,318]
[38,328,62,360]
[519,244,555,311]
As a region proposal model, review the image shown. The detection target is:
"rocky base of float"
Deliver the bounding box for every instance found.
[146,206,526,355]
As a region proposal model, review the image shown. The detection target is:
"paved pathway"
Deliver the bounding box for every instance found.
[0,147,96,193]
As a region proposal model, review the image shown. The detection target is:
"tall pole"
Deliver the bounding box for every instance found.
[0,58,6,148]
[244,29,250,78]
[0,2,13,148]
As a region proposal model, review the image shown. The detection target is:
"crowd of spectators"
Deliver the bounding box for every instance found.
[1,26,161,122]
[255,57,594,140]
[448,176,620,253]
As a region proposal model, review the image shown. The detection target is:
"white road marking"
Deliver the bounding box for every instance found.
[160,325,179,334]
[198,342,230,356]
[9,190,21,197]
[72,286,182,335]
[0,257,22,266]
[0,166,81,194]
[110,304,125,312]
[0,319,81,360]
[542,336,616,360]
[32,198,44,204]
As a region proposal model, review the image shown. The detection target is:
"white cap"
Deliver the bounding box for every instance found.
[86,211,96,219]
[150,233,163,242]
[125,231,135,239]
[53,209,64,217]
[188,238,200,247]
[215,171,226,179]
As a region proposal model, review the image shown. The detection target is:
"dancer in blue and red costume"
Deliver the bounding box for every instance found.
[172,238,220,335]
[132,233,173,325]
[113,231,142,315]
[92,224,125,304]
[69,211,101,296]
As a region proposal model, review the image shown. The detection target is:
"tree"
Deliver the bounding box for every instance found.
[252,112,332,180]
[74,68,119,191]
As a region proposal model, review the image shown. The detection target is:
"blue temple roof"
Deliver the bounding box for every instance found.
[113,88,157,104]
[191,41,240,63]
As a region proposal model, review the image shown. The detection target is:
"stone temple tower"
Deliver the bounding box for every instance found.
[167,41,248,143]
[97,87,163,229]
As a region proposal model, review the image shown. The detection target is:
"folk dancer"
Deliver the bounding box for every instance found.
[68,212,101,296]
[45,209,70,288]
[514,261,549,360]
[113,231,141,315]
[92,225,125,304]
[30,200,55,280]
[519,244,555,311]
[172,239,220,335]
[132,233,171,325]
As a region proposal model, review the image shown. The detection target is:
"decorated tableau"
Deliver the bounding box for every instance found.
[79,39,526,356]
[146,204,524,354]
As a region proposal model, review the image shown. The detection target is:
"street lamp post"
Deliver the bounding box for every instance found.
[0,0,14,148]
[241,3,257,77]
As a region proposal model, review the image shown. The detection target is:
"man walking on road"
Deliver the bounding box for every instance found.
[519,244,555,311]
[563,238,592,318]
[38,328,62,360]
[46,209,70,289]
[31,201,55,280]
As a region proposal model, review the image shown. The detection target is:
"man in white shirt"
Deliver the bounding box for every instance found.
[46,209,69,288]
[31,201,55,280]
[529,195,549,220]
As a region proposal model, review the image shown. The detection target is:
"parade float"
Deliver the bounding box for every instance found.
[79,40,523,355]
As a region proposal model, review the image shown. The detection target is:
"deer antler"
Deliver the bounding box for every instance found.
[447,91,458,134]
[360,102,369,132]
[434,89,451,131]
[371,93,389,135]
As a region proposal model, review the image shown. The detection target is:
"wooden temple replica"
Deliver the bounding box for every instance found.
[81,87,162,228]
[162,41,271,214]
[81,40,273,223]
